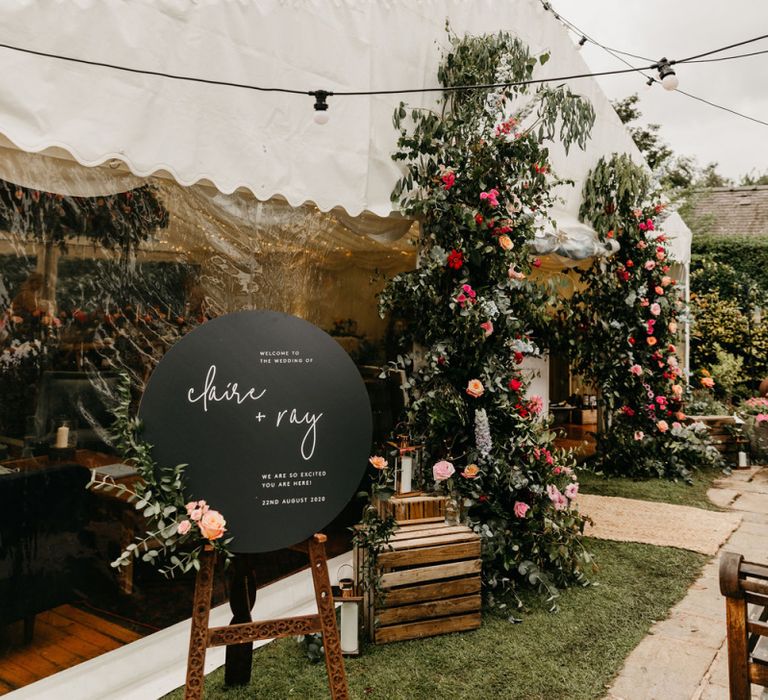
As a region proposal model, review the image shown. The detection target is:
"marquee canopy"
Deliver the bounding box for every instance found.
[0,0,691,262]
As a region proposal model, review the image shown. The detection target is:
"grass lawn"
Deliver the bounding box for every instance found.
[577,468,725,511]
[164,539,706,700]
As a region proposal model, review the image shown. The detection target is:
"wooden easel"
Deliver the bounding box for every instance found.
[184,533,349,699]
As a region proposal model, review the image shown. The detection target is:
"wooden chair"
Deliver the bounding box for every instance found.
[719,551,768,698]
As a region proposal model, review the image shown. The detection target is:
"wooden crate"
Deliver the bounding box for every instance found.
[355,518,482,644]
[688,415,749,466]
[375,493,446,522]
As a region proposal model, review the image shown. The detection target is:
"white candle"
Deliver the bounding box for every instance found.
[400,455,413,494]
[340,601,358,654]
[55,426,69,449]
[738,451,748,468]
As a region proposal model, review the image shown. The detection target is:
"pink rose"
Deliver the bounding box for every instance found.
[508,265,526,280]
[657,420,669,433]
[480,321,494,337]
[672,421,682,430]
[634,431,644,441]
[644,260,656,271]
[466,379,484,398]
[480,188,500,207]
[630,364,643,376]
[650,303,661,316]
[433,460,455,482]
[198,509,226,541]
[513,501,530,518]
[546,484,568,511]
[756,413,768,424]
[564,483,579,500]
[177,520,192,535]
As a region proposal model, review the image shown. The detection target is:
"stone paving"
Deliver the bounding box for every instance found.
[605,466,768,700]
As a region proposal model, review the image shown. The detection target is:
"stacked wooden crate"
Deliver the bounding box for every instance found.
[374,493,446,521]
[688,415,749,466]
[355,517,482,644]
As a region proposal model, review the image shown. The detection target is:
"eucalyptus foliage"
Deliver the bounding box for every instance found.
[89,374,233,576]
[380,31,596,606]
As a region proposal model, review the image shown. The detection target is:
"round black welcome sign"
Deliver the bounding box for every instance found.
[139,310,373,553]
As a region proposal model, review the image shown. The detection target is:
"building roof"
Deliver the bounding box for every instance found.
[687,186,768,237]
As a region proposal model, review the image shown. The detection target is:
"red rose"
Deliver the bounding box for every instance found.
[532,258,542,268]
[513,351,524,364]
[475,214,484,225]
[626,260,634,268]
[447,249,464,270]
[508,378,522,391]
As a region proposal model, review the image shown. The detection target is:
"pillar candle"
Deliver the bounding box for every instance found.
[400,455,413,494]
[55,426,69,449]
[738,451,748,468]
[340,601,358,654]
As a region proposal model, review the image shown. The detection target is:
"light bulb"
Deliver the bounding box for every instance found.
[577,36,587,50]
[313,110,329,125]
[661,73,679,91]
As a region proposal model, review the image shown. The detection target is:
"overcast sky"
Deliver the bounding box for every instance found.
[552,1,768,182]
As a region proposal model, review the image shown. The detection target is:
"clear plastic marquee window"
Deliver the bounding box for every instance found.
[0,151,415,668]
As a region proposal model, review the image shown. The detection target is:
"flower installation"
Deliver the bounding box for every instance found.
[569,154,721,480]
[377,30,596,606]
[90,373,232,576]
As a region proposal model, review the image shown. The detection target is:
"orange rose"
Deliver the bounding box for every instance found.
[462,464,480,479]
[466,379,485,398]
[198,509,226,541]
[369,456,388,470]
[498,235,513,251]
[647,337,657,346]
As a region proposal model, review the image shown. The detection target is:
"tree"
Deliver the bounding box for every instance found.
[612,95,672,171]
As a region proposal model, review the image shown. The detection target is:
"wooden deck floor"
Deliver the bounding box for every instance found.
[554,422,597,460]
[0,605,143,694]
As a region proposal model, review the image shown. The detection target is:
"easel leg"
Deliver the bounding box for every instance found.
[184,546,216,700]
[224,554,257,686]
[308,534,349,700]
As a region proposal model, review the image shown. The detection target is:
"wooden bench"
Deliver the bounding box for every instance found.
[355,517,482,644]
[719,551,768,698]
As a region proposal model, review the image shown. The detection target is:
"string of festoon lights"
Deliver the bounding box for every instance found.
[540,2,768,128]
[0,25,766,126]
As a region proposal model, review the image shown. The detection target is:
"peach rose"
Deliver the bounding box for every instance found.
[498,234,513,251]
[199,509,227,541]
[672,384,683,398]
[369,456,388,470]
[701,377,715,389]
[661,276,674,287]
[647,337,657,346]
[466,379,484,398]
[657,420,669,433]
[668,321,678,334]
[462,464,480,479]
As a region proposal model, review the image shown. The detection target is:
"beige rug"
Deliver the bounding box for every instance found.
[575,494,743,555]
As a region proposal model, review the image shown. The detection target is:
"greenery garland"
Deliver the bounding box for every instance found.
[377,30,596,607]
[89,374,233,576]
[569,154,722,480]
